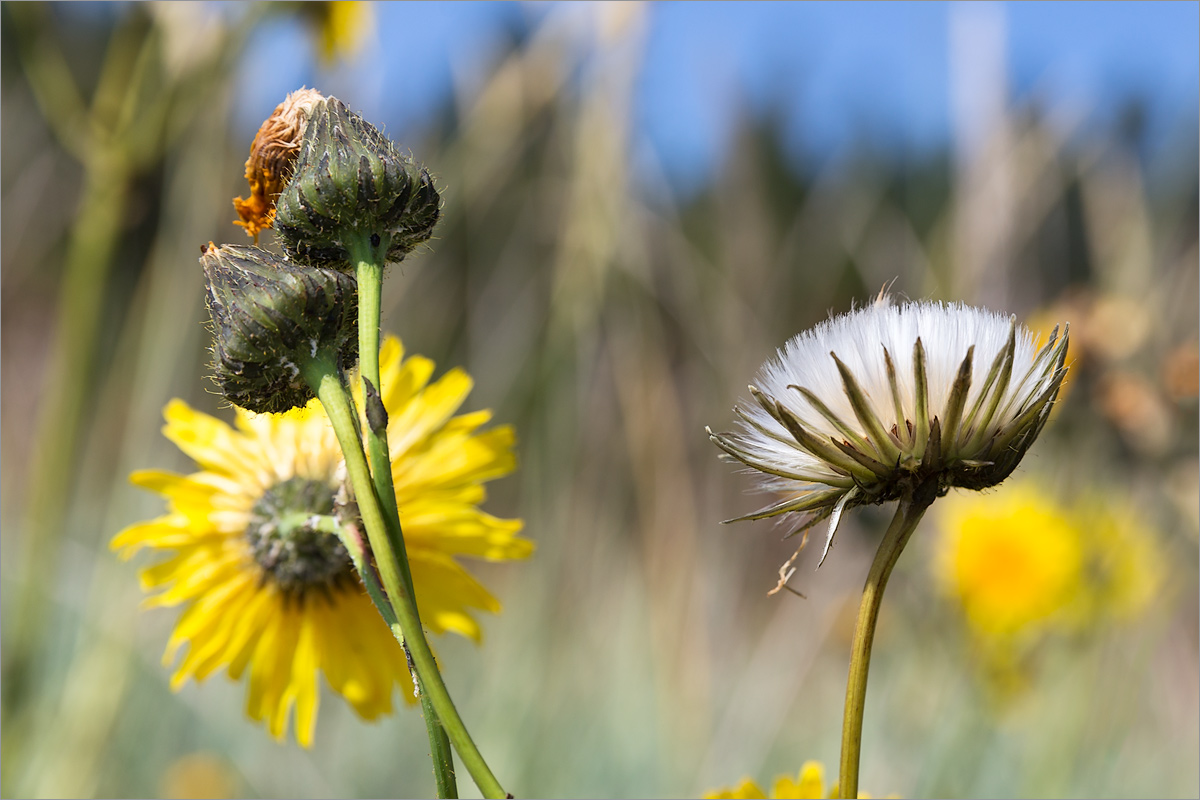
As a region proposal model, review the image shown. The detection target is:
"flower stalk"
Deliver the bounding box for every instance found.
[710,299,1070,798]
[270,98,469,797]
[348,229,460,798]
[837,475,939,799]
[326,475,458,800]
[347,231,398,519]
[300,352,503,800]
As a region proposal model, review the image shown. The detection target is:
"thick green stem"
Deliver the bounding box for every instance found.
[348,237,419,619]
[349,235,458,798]
[323,505,458,799]
[349,235,398,517]
[302,355,503,800]
[838,477,939,799]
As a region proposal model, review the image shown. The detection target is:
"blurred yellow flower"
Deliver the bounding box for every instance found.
[934,480,1163,642]
[112,336,532,747]
[935,484,1084,636]
[296,0,373,65]
[705,776,769,799]
[1074,494,1164,622]
[705,761,867,799]
[160,752,238,799]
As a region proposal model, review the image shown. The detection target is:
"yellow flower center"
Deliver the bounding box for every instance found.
[245,477,354,597]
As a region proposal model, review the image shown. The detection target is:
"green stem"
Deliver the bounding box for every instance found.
[349,241,412,579]
[348,236,420,620]
[348,235,396,516]
[319,505,457,798]
[349,235,458,798]
[416,654,459,798]
[302,355,503,800]
[838,477,939,799]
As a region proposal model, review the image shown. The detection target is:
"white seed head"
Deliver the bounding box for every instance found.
[709,299,1068,565]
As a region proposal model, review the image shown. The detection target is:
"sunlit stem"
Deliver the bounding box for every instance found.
[347,232,458,799]
[322,509,457,799]
[347,234,400,518]
[838,476,939,799]
[302,353,503,800]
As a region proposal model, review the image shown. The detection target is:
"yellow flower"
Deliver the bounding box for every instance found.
[772,762,833,799]
[705,762,853,799]
[316,1,372,64]
[1074,493,1164,622]
[112,336,532,747]
[935,484,1084,637]
[293,1,373,65]
[705,776,768,799]
[160,752,238,799]
[933,480,1163,641]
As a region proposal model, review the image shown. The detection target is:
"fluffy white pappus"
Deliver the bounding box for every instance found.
[729,302,1060,496]
[712,297,1068,569]
[752,300,1041,439]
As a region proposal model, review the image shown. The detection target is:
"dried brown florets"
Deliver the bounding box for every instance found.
[233,87,325,241]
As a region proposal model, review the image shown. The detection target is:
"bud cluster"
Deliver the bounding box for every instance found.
[201,90,441,414]
[202,243,357,413]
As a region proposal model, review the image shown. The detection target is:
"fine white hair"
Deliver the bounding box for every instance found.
[738,300,1045,490]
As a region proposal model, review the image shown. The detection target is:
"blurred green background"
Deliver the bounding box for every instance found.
[2,2,1196,798]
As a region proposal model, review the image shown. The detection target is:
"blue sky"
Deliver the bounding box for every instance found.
[238,1,1199,192]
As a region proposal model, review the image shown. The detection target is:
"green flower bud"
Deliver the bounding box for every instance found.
[202,243,358,413]
[273,96,441,268]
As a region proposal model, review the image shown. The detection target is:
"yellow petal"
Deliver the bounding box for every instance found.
[795,761,828,798]
[395,425,518,495]
[387,367,473,458]
[226,586,277,680]
[130,470,248,530]
[245,602,301,740]
[164,571,255,672]
[187,578,264,682]
[409,552,501,641]
[378,335,406,380]
[706,777,766,799]
[315,590,413,716]
[291,613,321,748]
[402,507,532,561]
[111,517,213,556]
[381,353,435,418]
[162,399,272,485]
[131,469,219,503]
[140,545,247,607]
[311,596,372,708]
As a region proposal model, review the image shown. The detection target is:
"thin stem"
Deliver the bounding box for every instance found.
[302,355,503,800]
[348,234,459,798]
[323,505,458,799]
[419,680,460,799]
[348,235,421,621]
[406,627,459,800]
[348,234,397,517]
[838,476,940,799]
